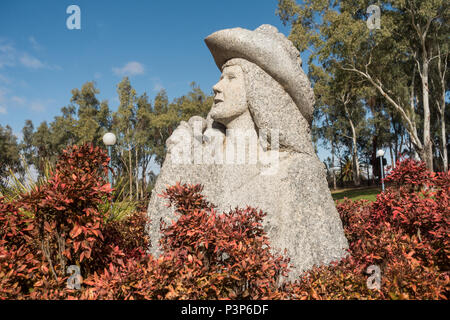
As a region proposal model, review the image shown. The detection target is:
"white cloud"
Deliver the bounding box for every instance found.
[51,64,62,71]
[29,98,55,113]
[0,106,6,114]
[11,96,26,105]
[150,77,164,92]
[153,83,164,92]
[0,42,15,68]
[112,61,145,76]
[30,101,46,112]
[0,74,11,84]
[0,39,58,70]
[20,53,45,69]
[29,36,43,51]
[0,87,8,104]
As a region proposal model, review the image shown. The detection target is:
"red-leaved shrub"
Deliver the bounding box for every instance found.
[1,145,448,300]
[283,159,449,300]
[19,144,116,279]
[0,144,147,299]
[0,201,40,298]
[80,183,290,300]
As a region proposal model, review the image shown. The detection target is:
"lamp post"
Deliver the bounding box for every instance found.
[102,132,117,190]
[376,149,385,191]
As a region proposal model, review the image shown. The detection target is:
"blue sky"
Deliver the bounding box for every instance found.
[0,0,330,162]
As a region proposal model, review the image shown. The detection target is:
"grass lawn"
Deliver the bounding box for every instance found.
[331,186,381,202]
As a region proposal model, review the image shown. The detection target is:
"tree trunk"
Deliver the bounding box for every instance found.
[437,48,448,171]
[393,136,398,167]
[421,58,433,171]
[440,113,447,171]
[119,149,128,201]
[135,147,139,201]
[141,158,148,201]
[366,159,370,186]
[389,144,395,168]
[398,133,404,163]
[349,120,361,187]
[344,102,360,186]
[352,138,361,186]
[331,143,336,190]
[342,63,427,164]
[129,145,132,201]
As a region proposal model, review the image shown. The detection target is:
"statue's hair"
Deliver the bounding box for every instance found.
[222,58,314,154]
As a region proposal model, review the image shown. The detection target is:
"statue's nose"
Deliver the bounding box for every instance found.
[213,82,222,95]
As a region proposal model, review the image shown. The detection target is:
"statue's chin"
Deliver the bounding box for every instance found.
[210,114,233,128]
[210,103,247,128]
[209,107,228,123]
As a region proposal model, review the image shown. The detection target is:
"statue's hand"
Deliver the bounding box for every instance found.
[188,116,207,137]
[166,116,208,154]
[166,121,192,154]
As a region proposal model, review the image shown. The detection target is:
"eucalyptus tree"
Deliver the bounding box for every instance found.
[277,0,449,171]
[112,77,137,201]
[135,92,153,200]
[430,44,449,171]
[20,119,35,167]
[0,124,22,189]
[50,105,77,152]
[149,89,171,166]
[32,121,53,176]
[311,63,369,186]
[70,81,110,146]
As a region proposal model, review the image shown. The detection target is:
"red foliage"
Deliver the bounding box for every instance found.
[384,157,434,190]
[18,144,116,278]
[100,210,150,261]
[0,201,40,298]
[1,149,448,300]
[157,182,289,299]
[284,159,449,299]
[81,183,289,300]
[0,143,145,299]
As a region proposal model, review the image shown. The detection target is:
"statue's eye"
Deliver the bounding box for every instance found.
[228,75,236,80]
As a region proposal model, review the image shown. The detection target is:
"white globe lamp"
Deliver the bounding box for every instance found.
[376,149,385,158]
[103,132,117,146]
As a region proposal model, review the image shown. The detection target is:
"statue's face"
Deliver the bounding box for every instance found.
[210,65,247,125]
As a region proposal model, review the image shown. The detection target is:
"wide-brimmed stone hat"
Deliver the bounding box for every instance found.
[204,24,315,125]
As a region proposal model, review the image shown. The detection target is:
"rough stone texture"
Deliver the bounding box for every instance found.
[147,24,348,280]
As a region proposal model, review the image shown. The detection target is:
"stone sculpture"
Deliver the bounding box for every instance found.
[147,24,348,279]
